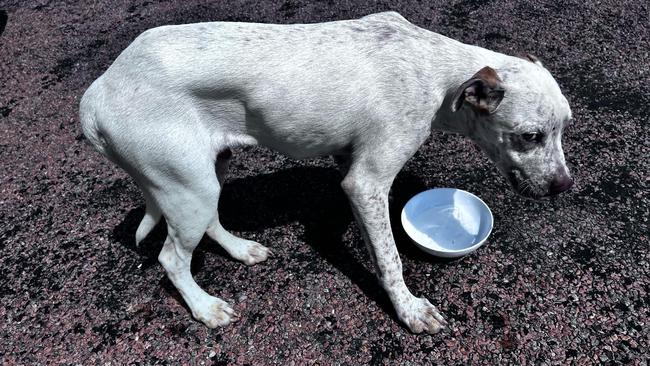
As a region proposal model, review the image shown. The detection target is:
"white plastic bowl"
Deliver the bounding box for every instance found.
[401,188,493,258]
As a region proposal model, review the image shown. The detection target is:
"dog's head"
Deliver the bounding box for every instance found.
[451,56,573,199]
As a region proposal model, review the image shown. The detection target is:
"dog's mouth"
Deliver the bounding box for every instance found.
[506,170,544,200]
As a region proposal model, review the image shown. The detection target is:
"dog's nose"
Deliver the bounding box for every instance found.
[547,175,574,196]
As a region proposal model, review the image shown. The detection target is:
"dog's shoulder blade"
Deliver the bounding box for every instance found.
[361,11,409,24]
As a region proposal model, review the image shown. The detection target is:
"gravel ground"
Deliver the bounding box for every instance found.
[1,0,648,364]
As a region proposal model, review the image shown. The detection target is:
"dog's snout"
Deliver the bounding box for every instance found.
[547,174,574,196]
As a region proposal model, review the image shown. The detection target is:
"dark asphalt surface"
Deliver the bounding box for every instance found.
[0,0,648,364]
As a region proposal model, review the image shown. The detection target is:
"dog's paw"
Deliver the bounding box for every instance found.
[397,297,447,334]
[233,241,271,266]
[191,297,238,328]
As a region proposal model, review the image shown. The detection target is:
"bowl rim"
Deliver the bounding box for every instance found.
[400,187,494,255]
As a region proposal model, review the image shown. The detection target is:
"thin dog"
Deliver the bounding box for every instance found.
[80,12,573,334]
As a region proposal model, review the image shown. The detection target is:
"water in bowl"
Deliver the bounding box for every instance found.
[409,204,480,251]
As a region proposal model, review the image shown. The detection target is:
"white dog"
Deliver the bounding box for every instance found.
[80,12,573,334]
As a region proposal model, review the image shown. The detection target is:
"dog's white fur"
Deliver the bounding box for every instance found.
[80,12,572,334]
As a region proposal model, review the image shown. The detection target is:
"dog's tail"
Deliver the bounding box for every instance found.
[135,200,162,248]
[79,79,115,162]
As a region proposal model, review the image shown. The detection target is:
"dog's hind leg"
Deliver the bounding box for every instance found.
[205,148,271,265]
[122,135,238,327]
[150,158,238,328]
[83,82,241,327]
[206,217,271,266]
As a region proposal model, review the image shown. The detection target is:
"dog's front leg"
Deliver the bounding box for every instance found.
[341,167,447,334]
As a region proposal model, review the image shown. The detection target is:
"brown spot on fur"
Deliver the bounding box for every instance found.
[524,53,540,63]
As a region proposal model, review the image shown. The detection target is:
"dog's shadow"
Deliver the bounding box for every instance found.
[112,165,452,319]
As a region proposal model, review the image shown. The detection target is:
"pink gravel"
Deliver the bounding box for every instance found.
[0,0,648,364]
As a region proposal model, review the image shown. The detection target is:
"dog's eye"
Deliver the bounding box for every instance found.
[521,132,543,143]
[522,133,537,141]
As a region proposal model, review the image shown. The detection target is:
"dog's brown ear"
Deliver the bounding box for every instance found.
[451,66,505,115]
